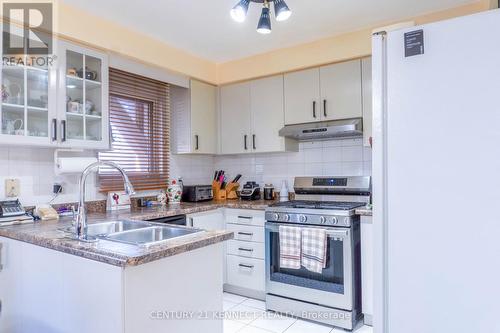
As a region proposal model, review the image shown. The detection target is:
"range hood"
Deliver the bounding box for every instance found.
[279,118,363,141]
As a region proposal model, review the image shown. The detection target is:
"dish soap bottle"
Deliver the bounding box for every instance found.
[279,180,289,202]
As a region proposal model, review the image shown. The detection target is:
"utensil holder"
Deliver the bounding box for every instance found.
[225,183,240,200]
[212,180,227,201]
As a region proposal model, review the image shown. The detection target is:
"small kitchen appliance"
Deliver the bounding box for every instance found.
[182,185,213,202]
[240,181,261,201]
[265,176,371,330]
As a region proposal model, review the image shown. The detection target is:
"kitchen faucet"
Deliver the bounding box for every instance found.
[74,161,135,241]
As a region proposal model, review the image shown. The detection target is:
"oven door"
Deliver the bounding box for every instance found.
[265,221,353,310]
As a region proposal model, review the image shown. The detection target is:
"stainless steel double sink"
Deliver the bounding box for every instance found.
[63,220,203,247]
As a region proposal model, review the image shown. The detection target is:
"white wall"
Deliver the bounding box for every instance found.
[214,138,372,191]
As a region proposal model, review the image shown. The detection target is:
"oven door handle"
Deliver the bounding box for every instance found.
[265,222,349,238]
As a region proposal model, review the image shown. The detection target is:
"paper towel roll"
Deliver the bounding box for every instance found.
[55,157,98,174]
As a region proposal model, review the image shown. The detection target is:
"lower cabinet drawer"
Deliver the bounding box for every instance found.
[226,240,265,260]
[226,255,265,292]
[226,224,264,243]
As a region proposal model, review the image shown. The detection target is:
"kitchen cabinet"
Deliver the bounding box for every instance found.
[361,216,373,326]
[187,209,226,284]
[0,237,23,332]
[0,236,224,333]
[188,209,224,230]
[220,82,252,154]
[57,41,109,149]
[362,57,373,147]
[320,60,363,121]
[171,79,217,154]
[0,49,57,146]
[220,76,297,155]
[284,68,321,125]
[250,76,297,153]
[284,59,363,125]
[223,209,266,300]
[0,39,109,149]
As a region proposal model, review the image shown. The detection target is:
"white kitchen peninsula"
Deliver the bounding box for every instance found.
[0,218,231,333]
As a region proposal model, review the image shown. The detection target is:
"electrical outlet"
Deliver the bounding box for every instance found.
[5,179,20,197]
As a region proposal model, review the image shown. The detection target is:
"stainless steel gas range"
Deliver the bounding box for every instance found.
[264,176,371,331]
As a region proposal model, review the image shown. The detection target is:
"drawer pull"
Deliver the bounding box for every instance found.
[238,247,254,252]
[239,264,254,269]
[238,216,252,220]
[238,232,253,236]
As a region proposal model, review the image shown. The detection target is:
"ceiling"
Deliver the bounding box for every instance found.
[61,0,479,63]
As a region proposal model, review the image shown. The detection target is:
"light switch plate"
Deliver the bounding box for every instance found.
[5,179,20,197]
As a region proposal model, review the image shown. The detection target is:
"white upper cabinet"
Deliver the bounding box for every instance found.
[220,75,298,155]
[191,80,217,154]
[0,36,57,146]
[320,59,363,121]
[362,57,372,147]
[220,82,252,154]
[284,60,364,125]
[171,79,217,154]
[284,68,321,125]
[0,38,109,149]
[250,75,297,153]
[57,41,109,149]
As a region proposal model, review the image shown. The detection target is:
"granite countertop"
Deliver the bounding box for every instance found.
[355,207,373,216]
[0,200,270,268]
[0,199,371,267]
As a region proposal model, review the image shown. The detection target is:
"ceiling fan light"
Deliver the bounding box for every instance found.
[274,0,292,21]
[230,0,250,22]
[257,7,272,34]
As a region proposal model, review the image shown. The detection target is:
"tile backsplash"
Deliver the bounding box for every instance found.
[214,138,372,191]
[0,147,215,206]
[0,147,104,206]
[0,138,370,206]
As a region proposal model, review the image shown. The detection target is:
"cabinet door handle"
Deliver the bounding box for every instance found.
[244,135,248,150]
[238,232,253,236]
[238,247,254,252]
[323,99,327,117]
[0,243,3,272]
[61,120,67,142]
[239,263,254,269]
[237,216,252,220]
[51,119,57,142]
[195,135,199,150]
[312,101,317,118]
[252,135,256,150]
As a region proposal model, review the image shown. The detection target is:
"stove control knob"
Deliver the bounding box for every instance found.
[332,217,338,225]
[319,216,327,224]
[273,213,279,221]
[299,215,307,223]
[283,214,290,222]
[343,217,350,226]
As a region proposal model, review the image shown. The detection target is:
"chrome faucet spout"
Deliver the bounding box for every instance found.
[75,161,135,241]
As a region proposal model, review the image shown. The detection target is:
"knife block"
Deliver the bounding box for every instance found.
[212,181,227,201]
[225,183,240,200]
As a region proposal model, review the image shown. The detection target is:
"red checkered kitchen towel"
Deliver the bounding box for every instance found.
[279,226,301,269]
[301,228,328,274]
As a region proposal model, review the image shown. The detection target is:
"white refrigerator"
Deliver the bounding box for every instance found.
[372,9,500,333]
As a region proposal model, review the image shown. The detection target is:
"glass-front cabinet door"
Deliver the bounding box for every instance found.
[58,41,109,149]
[1,53,56,145]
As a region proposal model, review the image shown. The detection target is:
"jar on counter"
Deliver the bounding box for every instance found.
[264,184,275,201]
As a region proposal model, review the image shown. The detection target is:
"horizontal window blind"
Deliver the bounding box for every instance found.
[98,68,170,192]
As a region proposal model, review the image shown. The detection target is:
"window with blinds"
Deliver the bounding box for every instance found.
[98,68,170,192]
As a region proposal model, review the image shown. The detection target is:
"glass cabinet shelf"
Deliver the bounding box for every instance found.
[1,54,51,139]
